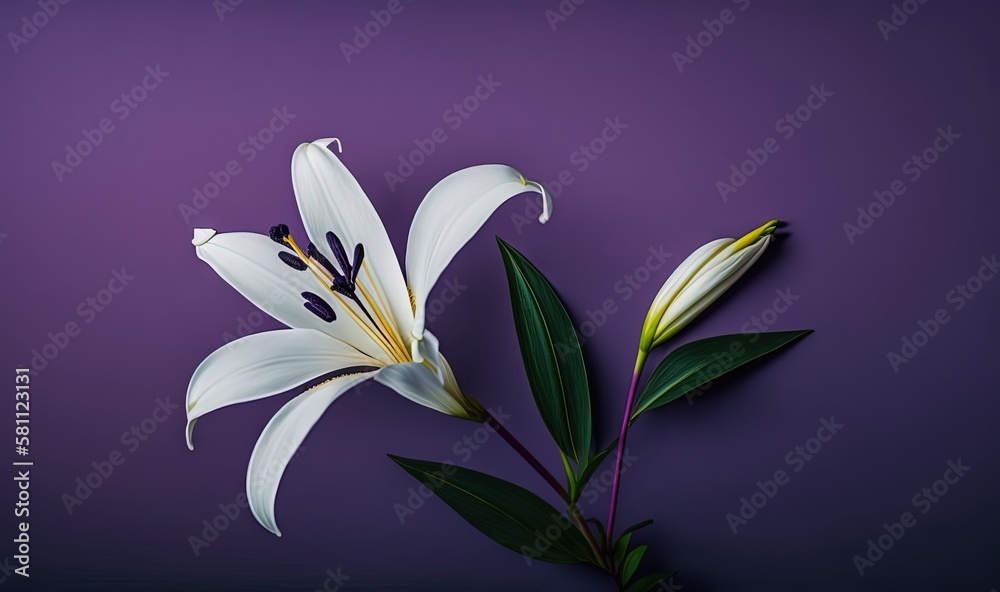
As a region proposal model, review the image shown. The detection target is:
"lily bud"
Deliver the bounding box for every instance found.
[639,219,778,352]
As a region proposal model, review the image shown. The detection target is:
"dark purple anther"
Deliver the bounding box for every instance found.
[278,251,307,271]
[301,292,336,322]
[326,232,352,277]
[330,277,354,298]
[268,224,290,245]
[351,244,364,284]
[307,242,344,282]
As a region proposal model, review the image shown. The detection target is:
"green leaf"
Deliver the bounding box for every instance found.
[620,519,654,537]
[625,572,677,592]
[585,517,607,550]
[389,455,591,564]
[613,532,632,566]
[621,544,647,584]
[575,442,616,497]
[632,330,813,420]
[498,238,592,466]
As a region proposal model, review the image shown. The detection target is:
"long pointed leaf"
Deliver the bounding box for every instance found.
[389,455,592,564]
[498,238,592,466]
[632,331,812,420]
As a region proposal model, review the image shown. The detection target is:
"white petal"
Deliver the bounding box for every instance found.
[291,140,414,349]
[247,372,374,536]
[375,360,469,418]
[192,228,217,246]
[185,328,379,450]
[647,238,732,316]
[654,236,771,343]
[195,231,392,364]
[409,328,443,380]
[406,165,550,340]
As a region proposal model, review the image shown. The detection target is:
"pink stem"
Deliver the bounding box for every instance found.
[605,352,647,543]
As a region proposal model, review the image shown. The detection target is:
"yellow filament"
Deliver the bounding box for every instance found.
[282,236,404,363]
[359,261,409,349]
[356,280,409,362]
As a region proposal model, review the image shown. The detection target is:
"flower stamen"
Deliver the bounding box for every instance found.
[268,224,408,363]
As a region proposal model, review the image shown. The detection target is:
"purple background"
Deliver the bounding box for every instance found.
[2,0,998,590]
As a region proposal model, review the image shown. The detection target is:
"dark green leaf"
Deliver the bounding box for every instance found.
[585,517,607,550]
[389,455,591,564]
[576,442,616,496]
[498,238,592,466]
[625,571,677,592]
[621,544,647,584]
[632,331,813,420]
[613,532,632,566]
[621,519,654,538]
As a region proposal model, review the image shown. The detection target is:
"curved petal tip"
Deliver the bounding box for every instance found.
[185,418,197,451]
[192,228,217,246]
[524,180,551,224]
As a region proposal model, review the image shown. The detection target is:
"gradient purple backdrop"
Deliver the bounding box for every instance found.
[1,0,998,590]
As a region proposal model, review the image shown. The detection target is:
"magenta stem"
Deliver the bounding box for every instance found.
[484,410,569,502]
[605,352,647,543]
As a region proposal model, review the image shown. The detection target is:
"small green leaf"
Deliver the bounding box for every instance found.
[389,455,591,564]
[626,571,677,592]
[575,442,616,497]
[498,238,593,466]
[620,519,654,538]
[613,532,632,566]
[585,517,607,550]
[621,544,647,584]
[632,330,813,420]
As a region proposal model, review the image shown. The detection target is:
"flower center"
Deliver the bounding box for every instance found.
[269,224,410,363]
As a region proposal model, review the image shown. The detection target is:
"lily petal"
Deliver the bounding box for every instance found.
[654,236,771,344]
[291,140,414,348]
[646,238,732,317]
[406,165,550,340]
[375,360,479,420]
[194,230,392,365]
[247,372,374,536]
[185,328,379,450]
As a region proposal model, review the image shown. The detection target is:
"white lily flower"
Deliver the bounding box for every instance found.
[639,219,778,352]
[186,138,550,536]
